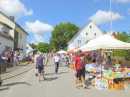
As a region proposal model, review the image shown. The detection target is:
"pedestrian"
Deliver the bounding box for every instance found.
[2,51,5,55]
[11,51,14,63]
[18,54,22,66]
[96,53,102,64]
[14,51,19,66]
[7,51,11,65]
[21,52,24,63]
[54,53,60,74]
[36,53,45,82]
[73,50,86,89]
[78,54,86,83]
[0,54,7,86]
[45,54,48,66]
[34,52,40,76]
[65,56,69,67]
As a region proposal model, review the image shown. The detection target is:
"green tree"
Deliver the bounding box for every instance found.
[29,43,37,49]
[36,42,50,53]
[85,40,90,44]
[50,22,79,51]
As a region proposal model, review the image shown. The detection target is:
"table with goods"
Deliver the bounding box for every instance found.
[86,63,130,90]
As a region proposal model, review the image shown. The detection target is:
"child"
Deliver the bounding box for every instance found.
[65,57,69,67]
[19,54,22,66]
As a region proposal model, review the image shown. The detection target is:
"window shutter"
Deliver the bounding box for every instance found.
[5,45,7,52]
[11,47,12,52]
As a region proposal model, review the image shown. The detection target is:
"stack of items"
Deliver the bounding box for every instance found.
[95,77,109,90]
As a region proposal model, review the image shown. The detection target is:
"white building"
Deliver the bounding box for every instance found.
[26,43,34,57]
[0,21,15,55]
[0,11,29,57]
[67,20,104,51]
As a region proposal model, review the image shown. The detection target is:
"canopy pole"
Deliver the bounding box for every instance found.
[113,50,114,59]
[100,48,103,77]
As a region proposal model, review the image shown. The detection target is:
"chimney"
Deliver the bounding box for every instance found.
[9,16,14,21]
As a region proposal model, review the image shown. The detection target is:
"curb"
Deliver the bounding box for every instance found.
[3,66,34,81]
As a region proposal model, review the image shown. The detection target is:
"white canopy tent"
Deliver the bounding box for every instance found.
[74,34,130,52]
[57,50,67,54]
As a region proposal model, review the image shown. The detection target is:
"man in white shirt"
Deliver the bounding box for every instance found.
[54,53,60,74]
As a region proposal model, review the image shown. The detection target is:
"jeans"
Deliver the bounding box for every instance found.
[55,62,59,73]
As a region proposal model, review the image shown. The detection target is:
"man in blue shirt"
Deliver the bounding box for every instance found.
[0,54,7,86]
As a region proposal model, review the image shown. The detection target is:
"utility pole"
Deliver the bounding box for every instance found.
[110,0,113,34]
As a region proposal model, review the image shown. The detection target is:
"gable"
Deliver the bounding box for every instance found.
[67,20,104,44]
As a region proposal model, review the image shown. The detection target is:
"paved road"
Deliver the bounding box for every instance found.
[0,58,130,97]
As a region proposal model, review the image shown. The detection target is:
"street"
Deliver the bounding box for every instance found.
[0,59,130,97]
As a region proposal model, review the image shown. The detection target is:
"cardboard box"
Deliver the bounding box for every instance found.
[95,78,108,84]
[104,72,117,79]
[114,84,124,90]
[124,84,130,90]
[95,82,109,90]
[116,73,126,78]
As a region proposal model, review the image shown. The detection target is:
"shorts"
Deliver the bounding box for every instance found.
[75,69,84,78]
[14,58,18,62]
[37,66,43,74]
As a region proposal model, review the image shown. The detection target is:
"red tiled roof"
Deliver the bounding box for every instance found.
[0,31,15,41]
[0,21,13,29]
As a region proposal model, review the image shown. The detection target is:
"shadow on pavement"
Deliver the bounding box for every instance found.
[46,77,58,81]
[58,72,68,74]
[0,88,9,91]
[2,82,31,87]
[44,73,55,75]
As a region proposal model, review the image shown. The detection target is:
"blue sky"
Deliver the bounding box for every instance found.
[0,0,130,44]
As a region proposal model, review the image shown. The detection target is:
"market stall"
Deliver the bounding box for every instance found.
[74,34,130,90]
[67,47,80,54]
[57,50,67,54]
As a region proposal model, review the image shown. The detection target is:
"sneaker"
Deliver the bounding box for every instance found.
[35,74,38,76]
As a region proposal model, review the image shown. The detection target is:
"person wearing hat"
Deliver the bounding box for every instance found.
[36,53,45,82]
[96,53,102,64]
[34,52,40,76]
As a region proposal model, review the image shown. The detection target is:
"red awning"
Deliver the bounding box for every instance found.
[67,47,80,54]
[50,51,55,54]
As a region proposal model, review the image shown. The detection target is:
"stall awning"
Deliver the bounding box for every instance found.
[74,34,130,52]
[67,47,80,54]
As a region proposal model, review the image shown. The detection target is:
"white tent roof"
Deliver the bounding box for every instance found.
[74,34,130,52]
[57,50,67,54]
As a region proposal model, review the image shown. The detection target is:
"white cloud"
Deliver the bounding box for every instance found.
[112,0,130,3]
[128,8,130,14]
[89,10,124,25]
[25,20,54,35]
[34,34,45,42]
[0,0,33,19]
[45,36,47,38]
[30,39,38,45]
[30,34,45,45]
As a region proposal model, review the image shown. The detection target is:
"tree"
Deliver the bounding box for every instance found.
[50,22,79,51]
[29,43,37,49]
[36,42,50,53]
[85,40,90,44]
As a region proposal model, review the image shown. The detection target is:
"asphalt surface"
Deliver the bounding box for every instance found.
[0,58,130,97]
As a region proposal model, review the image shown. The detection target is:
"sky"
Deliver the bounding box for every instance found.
[0,0,130,45]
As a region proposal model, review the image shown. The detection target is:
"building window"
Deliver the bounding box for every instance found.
[90,26,92,29]
[78,40,81,44]
[86,33,88,35]
[26,47,29,49]
[4,31,8,36]
[7,47,11,52]
[21,45,23,49]
[95,33,96,36]
[20,33,22,39]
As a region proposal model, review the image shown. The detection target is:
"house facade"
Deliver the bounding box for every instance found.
[0,11,29,57]
[0,21,15,55]
[67,20,104,51]
[26,43,33,57]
